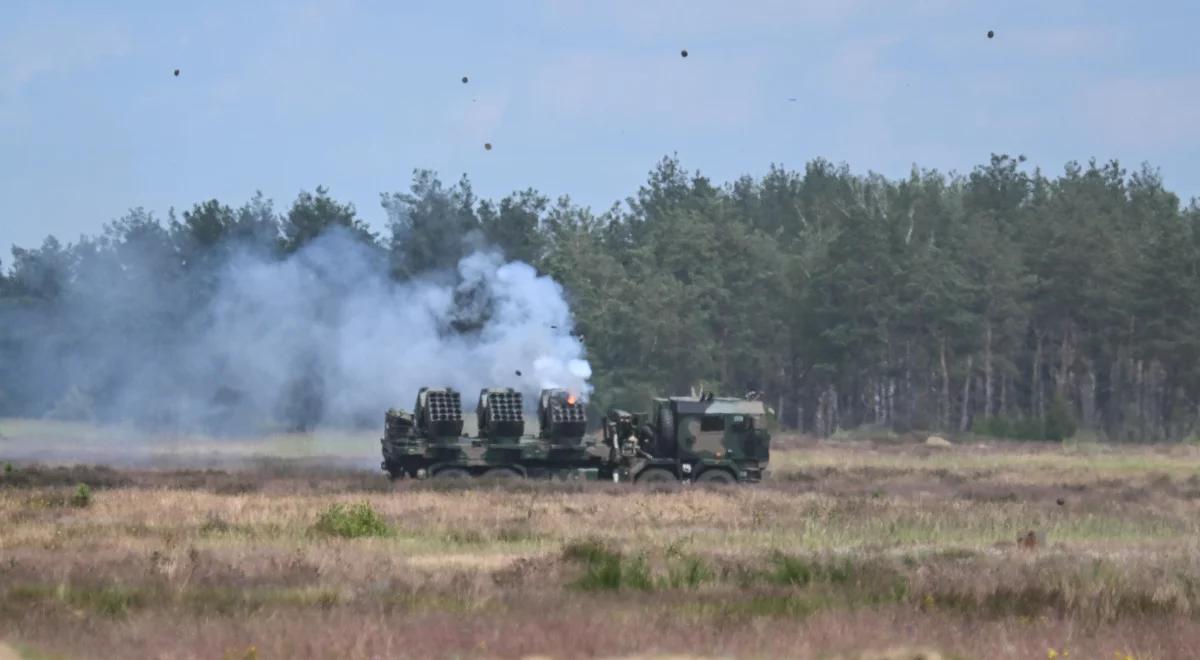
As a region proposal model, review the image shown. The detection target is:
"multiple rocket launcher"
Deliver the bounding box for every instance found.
[381,385,770,483]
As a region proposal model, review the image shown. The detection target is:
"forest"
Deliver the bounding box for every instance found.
[2,154,1198,442]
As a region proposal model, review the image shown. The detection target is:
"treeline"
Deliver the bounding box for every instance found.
[2,155,1199,441]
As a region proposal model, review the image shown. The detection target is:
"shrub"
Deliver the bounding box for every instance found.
[79,585,143,617]
[1044,393,1077,442]
[564,539,623,591]
[769,552,816,586]
[574,550,624,591]
[561,537,615,564]
[495,524,538,543]
[3,462,12,475]
[562,538,652,591]
[200,511,237,536]
[972,415,1043,441]
[312,502,390,538]
[665,555,712,589]
[1013,416,1046,440]
[70,483,92,508]
[763,553,910,606]
[970,396,1076,442]
[622,556,653,590]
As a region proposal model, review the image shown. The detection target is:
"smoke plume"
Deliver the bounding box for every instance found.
[5,228,591,433]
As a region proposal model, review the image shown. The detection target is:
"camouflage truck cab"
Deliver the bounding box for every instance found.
[602,395,770,483]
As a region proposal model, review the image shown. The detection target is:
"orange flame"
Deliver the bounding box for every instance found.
[566,393,577,405]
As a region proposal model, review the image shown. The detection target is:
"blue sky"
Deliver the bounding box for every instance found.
[2,0,1198,254]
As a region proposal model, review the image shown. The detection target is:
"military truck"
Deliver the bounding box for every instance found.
[601,394,770,483]
[380,387,769,483]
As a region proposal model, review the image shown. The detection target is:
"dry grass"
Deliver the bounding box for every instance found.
[1,433,1199,658]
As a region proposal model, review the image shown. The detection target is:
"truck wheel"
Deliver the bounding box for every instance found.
[696,469,735,484]
[483,467,522,480]
[658,409,676,454]
[636,467,677,483]
[432,467,470,479]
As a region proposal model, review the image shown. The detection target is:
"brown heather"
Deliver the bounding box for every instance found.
[1,435,1199,658]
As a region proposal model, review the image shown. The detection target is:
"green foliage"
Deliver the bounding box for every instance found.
[664,555,712,589]
[571,549,624,591]
[70,483,92,508]
[769,552,820,586]
[477,188,547,264]
[972,416,1048,441]
[282,186,375,253]
[764,553,910,605]
[1044,393,1077,442]
[3,462,12,475]
[80,585,143,617]
[767,553,862,587]
[312,502,390,538]
[2,155,1198,440]
[562,539,652,591]
[561,537,614,563]
[6,583,145,618]
[383,171,480,276]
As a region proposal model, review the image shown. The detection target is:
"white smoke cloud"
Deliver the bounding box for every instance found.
[200,230,592,428]
[12,227,591,432]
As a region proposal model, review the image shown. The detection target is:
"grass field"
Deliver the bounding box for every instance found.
[2,420,1200,658]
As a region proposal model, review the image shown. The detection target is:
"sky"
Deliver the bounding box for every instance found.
[1,0,1198,255]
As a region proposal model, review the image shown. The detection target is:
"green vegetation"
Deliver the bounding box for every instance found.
[0,445,1197,657]
[69,483,91,508]
[6,584,144,618]
[970,394,1077,442]
[664,555,712,589]
[311,501,390,538]
[563,539,634,591]
[2,156,1198,441]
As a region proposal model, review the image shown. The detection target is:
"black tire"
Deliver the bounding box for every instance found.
[382,461,403,481]
[482,467,523,480]
[636,467,677,483]
[658,408,676,454]
[696,469,736,484]
[432,467,471,479]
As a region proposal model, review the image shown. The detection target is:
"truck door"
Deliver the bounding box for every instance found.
[685,414,728,459]
[724,414,753,460]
